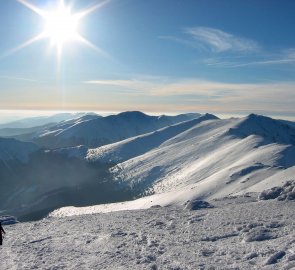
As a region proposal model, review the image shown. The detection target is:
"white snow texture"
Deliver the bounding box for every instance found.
[1,112,295,269]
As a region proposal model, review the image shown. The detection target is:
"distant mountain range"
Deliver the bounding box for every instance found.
[31,111,202,149]
[0,111,295,221]
[0,111,201,220]
[2,111,201,149]
[0,112,94,129]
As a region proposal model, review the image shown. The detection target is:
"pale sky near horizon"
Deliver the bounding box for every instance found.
[0,0,295,118]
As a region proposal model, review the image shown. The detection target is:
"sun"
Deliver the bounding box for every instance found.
[14,0,110,58]
[42,3,80,51]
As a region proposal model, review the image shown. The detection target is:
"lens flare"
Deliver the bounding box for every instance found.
[13,0,110,59]
[42,4,79,50]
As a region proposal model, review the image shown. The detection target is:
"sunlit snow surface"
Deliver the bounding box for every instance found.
[86,114,295,201]
[1,196,295,269]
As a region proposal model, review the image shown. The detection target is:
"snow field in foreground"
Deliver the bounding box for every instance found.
[1,197,294,270]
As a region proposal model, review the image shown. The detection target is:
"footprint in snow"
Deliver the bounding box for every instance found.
[110,231,127,237]
[245,252,259,260]
[147,239,159,248]
[29,236,52,244]
[187,214,205,224]
[199,249,215,257]
[243,227,277,242]
[264,250,286,265]
[147,220,166,228]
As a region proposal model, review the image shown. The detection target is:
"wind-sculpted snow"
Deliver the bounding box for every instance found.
[87,114,218,163]
[109,115,295,200]
[2,113,295,224]
[259,180,295,201]
[241,166,295,193]
[2,196,295,269]
[227,114,295,145]
[31,111,202,149]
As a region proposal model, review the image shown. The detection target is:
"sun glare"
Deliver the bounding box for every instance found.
[42,4,80,50]
[14,0,110,60]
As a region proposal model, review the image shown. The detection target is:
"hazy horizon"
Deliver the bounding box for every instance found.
[0,109,295,125]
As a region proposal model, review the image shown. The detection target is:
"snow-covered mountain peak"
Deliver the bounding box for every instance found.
[85,113,219,164]
[199,113,219,120]
[227,114,295,145]
[30,111,204,149]
[104,113,295,202]
[116,111,148,119]
[1,112,295,235]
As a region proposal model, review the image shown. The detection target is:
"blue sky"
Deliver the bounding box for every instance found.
[0,0,295,118]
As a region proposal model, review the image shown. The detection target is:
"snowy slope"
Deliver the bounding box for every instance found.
[0,137,39,162]
[2,113,295,226]
[241,166,295,193]
[49,114,295,211]
[2,196,295,269]
[228,113,295,144]
[32,111,201,149]
[1,113,295,269]
[105,114,295,202]
[86,113,218,164]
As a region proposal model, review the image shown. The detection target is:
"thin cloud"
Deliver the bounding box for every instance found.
[4,77,295,116]
[83,78,295,107]
[160,27,260,54]
[204,48,295,68]
[150,80,295,100]
[0,75,37,82]
[84,79,154,95]
[159,35,206,51]
[152,80,295,115]
[163,27,295,68]
[184,27,260,53]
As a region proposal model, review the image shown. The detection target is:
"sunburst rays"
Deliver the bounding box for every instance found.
[7,0,110,63]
